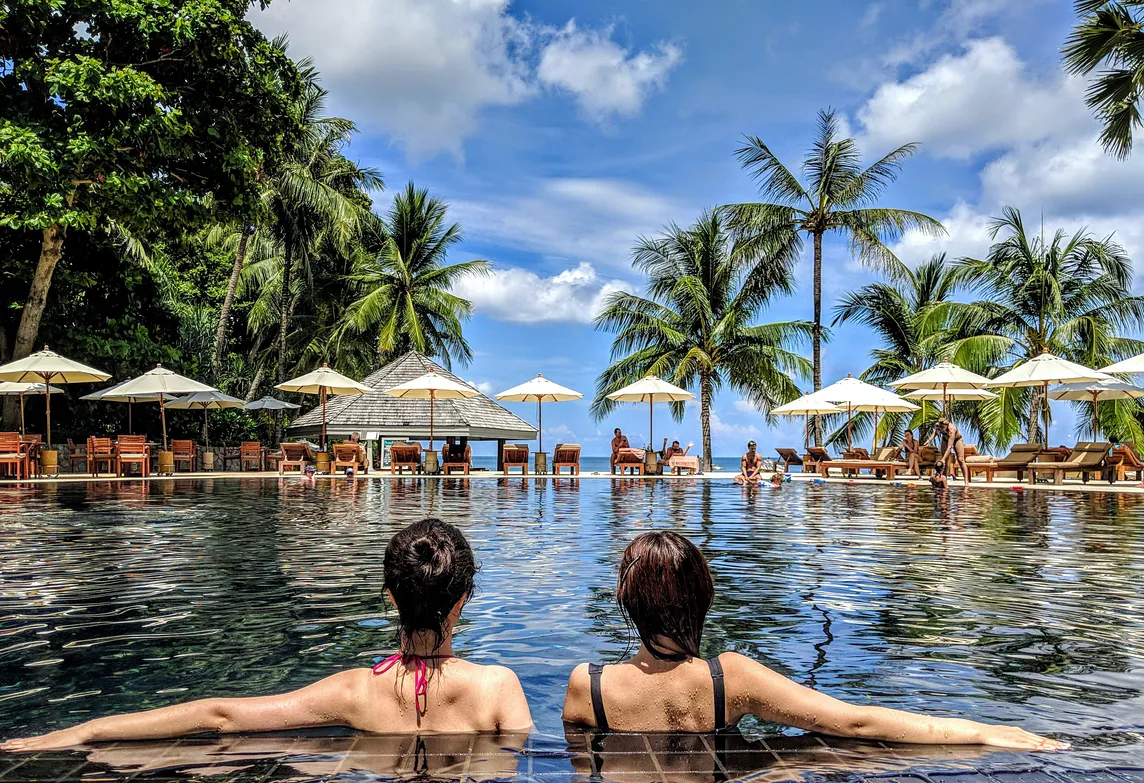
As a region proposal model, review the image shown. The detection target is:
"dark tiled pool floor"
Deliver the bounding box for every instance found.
[1,731,1141,783]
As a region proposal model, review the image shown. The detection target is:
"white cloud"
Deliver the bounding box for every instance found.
[538,22,682,120]
[253,2,681,157]
[542,424,576,442]
[858,38,1092,159]
[453,262,632,324]
[733,399,758,414]
[709,411,761,441]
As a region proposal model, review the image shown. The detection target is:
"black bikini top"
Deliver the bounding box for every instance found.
[587,657,727,732]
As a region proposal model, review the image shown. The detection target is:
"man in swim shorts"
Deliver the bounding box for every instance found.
[734,441,763,485]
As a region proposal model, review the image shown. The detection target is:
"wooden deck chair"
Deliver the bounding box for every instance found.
[502,444,529,475]
[1028,442,1112,485]
[67,438,87,473]
[553,444,581,475]
[279,442,312,474]
[803,446,832,473]
[390,442,422,474]
[1109,443,1144,482]
[332,443,365,474]
[966,444,1042,483]
[441,443,471,475]
[87,437,114,476]
[116,435,150,478]
[775,448,803,472]
[171,440,197,473]
[240,441,263,471]
[614,447,645,475]
[0,432,23,480]
[668,454,700,475]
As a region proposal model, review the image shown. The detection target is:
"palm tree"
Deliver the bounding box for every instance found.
[339,183,490,369]
[726,108,945,444]
[1063,1,1144,159]
[591,210,813,471]
[832,254,961,447]
[948,207,1144,446]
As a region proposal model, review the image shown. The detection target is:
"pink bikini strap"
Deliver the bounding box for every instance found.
[372,653,451,715]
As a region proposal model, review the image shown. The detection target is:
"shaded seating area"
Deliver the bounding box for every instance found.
[279,442,313,474]
[553,444,580,475]
[115,435,150,478]
[966,444,1043,483]
[1028,442,1112,485]
[502,444,529,475]
[333,443,366,474]
[390,442,423,474]
[613,447,645,475]
[775,448,803,472]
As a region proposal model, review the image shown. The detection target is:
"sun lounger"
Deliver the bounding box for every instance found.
[819,459,902,480]
[1027,442,1112,485]
[171,439,197,473]
[966,444,1042,483]
[502,444,529,475]
[441,443,471,475]
[553,444,581,475]
[668,455,700,475]
[279,442,313,474]
[1108,443,1144,482]
[390,442,422,474]
[116,435,150,478]
[332,443,365,474]
[775,448,803,472]
[614,447,645,475]
[803,446,832,473]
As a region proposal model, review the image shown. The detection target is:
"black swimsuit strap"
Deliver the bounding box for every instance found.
[708,657,726,732]
[588,663,609,731]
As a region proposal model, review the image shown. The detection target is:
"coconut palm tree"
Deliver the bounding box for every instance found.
[948,207,1144,445]
[832,254,962,447]
[591,209,813,471]
[1063,0,1144,159]
[726,109,945,444]
[339,183,490,369]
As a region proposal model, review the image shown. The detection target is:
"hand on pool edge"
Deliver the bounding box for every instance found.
[978,725,1069,751]
[1,726,91,753]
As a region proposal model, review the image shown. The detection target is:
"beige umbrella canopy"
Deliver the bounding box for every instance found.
[816,375,919,450]
[1049,378,1144,438]
[277,363,373,451]
[1100,353,1144,375]
[890,362,992,410]
[496,374,582,452]
[80,379,162,435]
[605,376,694,448]
[382,370,480,449]
[0,345,111,446]
[166,391,247,448]
[0,382,63,435]
[904,388,998,401]
[770,393,842,450]
[112,365,216,450]
[987,351,1107,444]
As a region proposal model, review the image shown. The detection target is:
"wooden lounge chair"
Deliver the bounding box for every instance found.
[668,454,700,475]
[0,432,23,480]
[441,442,471,475]
[116,435,150,478]
[502,444,529,475]
[390,442,422,474]
[1108,443,1144,482]
[803,446,832,473]
[966,444,1043,483]
[171,439,197,473]
[775,448,803,472]
[19,434,42,478]
[1028,442,1112,485]
[279,442,313,474]
[240,441,264,471]
[553,444,581,475]
[332,443,365,474]
[820,458,902,481]
[614,447,645,475]
[87,437,114,476]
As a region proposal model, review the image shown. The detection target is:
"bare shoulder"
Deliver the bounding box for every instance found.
[566,662,591,692]
[562,663,593,724]
[480,663,523,689]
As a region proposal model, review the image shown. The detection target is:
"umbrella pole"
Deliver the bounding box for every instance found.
[160,392,168,451]
[45,372,53,448]
[649,398,654,450]
[128,401,133,435]
[1093,390,1099,440]
[204,408,210,448]
[847,405,852,451]
[804,413,809,451]
[429,390,435,451]
[19,392,25,435]
[943,382,948,414]
[1043,381,1050,446]
[872,407,879,452]
[538,399,543,454]
[321,386,327,452]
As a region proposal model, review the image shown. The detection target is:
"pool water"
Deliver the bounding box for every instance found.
[2,478,1143,782]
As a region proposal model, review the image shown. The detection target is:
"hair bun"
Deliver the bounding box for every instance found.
[412,537,439,564]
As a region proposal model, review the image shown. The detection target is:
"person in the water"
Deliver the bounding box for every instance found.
[734,441,763,485]
[2,519,532,751]
[562,531,1067,750]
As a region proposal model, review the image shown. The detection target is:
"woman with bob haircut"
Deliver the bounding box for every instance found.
[563,531,1065,750]
[4,519,532,751]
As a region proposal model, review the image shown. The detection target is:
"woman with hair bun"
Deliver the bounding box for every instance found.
[3,519,532,751]
[563,531,1065,750]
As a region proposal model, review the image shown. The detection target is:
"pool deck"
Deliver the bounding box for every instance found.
[3,468,1144,494]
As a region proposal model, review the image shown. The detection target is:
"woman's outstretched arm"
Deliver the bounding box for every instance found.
[1,670,367,752]
[722,653,1066,750]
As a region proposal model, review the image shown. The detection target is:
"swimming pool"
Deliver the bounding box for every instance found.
[1,478,1143,781]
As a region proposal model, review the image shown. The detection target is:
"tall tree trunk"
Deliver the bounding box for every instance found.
[1028,389,1040,445]
[700,373,712,472]
[4,224,67,426]
[277,244,293,386]
[245,363,265,403]
[812,230,823,445]
[211,228,252,377]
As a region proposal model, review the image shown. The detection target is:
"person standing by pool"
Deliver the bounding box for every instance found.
[901,429,921,476]
[563,531,1067,750]
[610,428,630,474]
[926,418,969,487]
[734,441,763,485]
[1,519,532,750]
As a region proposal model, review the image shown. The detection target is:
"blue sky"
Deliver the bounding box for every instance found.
[254,0,1144,457]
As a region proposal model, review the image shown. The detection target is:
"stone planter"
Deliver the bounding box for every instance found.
[41,448,59,477]
[157,450,174,475]
[202,450,215,471]
[533,451,548,475]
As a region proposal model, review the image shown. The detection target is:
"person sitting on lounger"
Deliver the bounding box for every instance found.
[902,429,921,475]
[734,441,763,485]
[2,519,532,750]
[662,439,692,460]
[610,428,630,474]
[926,418,968,487]
[562,530,1067,749]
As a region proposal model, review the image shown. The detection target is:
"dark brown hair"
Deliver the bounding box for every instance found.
[616,531,714,661]
[383,519,477,651]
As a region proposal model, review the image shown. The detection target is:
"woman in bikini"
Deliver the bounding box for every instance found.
[928,418,969,487]
[902,429,921,476]
[2,519,532,751]
[563,531,1065,749]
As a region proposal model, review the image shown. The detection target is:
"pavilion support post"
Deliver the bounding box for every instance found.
[497,438,506,472]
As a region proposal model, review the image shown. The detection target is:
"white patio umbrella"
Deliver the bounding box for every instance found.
[80,379,162,435]
[276,363,372,451]
[112,365,216,451]
[890,362,992,411]
[904,388,998,401]
[0,382,63,435]
[1049,378,1144,439]
[495,374,582,453]
[770,394,842,450]
[817,375,919,451]
[605,376,694,449]
[1100,353,1144,375]
[987,351,1107,444]
[244,396,301,411]
[382,370,480,450]
[0,345,111,447]
[166,391,246,448]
